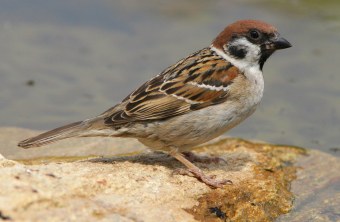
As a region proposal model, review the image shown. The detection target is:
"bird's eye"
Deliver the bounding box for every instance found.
[249,30,261,40]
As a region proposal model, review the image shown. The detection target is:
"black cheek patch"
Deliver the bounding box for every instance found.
[228,45,247,59]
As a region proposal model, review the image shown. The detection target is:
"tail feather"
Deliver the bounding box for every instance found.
[18,121,85,149]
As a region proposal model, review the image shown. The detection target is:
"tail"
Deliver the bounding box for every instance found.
[18,121,88,148]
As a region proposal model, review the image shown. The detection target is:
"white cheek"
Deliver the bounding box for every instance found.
[210,45,260,73]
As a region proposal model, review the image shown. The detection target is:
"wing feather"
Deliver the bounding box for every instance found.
[104,47,241,126]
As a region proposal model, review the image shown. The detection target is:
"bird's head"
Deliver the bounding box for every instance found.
[212,20,292,70]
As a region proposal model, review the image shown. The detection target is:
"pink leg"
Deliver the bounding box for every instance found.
[169,149,232,188]
[181,151,227,164]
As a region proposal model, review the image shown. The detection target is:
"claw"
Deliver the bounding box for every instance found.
[173,168,232,188]
[187,168,232,188]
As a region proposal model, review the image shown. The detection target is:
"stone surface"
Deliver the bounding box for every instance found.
[0,128,339,222]
[277,149,340,222]
[0,153,17,168]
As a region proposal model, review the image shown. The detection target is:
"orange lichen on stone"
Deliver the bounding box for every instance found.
[188,139,306,222]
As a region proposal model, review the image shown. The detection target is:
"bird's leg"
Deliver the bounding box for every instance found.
[181,151,227,164]
[169,148,232,188]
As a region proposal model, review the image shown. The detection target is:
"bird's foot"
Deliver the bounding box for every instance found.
[170,149,231,188]
[174,168,232,188]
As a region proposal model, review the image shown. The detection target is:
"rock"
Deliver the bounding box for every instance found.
[0,153,17,168]
[277,150,340,222]
[0,128,339,221]
[187,140,305,222]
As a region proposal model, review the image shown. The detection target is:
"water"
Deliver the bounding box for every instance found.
[0,0,339,155]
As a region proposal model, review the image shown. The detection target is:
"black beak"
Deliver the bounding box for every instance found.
[271,37,292,50]
[259,36,292,70]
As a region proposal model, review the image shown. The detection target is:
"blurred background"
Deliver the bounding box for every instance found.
[0,0,339,156]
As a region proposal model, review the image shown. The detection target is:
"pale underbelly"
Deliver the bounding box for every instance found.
[136,101,258,151]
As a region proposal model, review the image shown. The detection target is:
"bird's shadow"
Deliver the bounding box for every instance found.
[86,151,253,172]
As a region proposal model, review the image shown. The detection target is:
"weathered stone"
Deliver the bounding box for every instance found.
[0,128,339,222]
[0,153,17,168]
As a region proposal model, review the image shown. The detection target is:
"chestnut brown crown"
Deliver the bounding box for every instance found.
[213,20,278,49]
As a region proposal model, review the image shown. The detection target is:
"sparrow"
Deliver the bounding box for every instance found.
[18,20,291,188]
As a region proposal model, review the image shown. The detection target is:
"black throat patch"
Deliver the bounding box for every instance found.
[259,50,274,70]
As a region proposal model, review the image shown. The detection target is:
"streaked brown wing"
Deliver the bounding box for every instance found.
[104,48,241,126]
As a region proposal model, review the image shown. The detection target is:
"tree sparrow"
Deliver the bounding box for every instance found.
[18,20,291,188]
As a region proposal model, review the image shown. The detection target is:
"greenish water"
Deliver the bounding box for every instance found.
[0,0,339,155]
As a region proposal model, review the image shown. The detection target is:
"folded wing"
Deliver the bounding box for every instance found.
[104,48,241,127]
